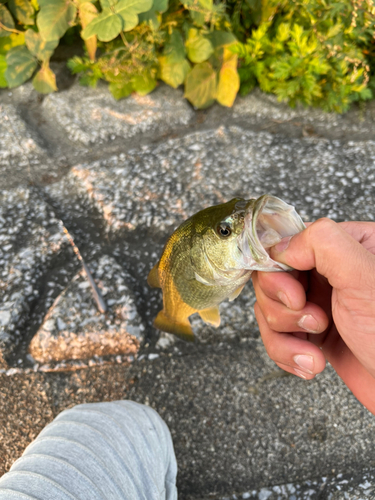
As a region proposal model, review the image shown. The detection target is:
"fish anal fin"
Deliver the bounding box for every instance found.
[228,284,245,302]
[147,264,160,288]
[154,310,194,342]
[198,306,221,328]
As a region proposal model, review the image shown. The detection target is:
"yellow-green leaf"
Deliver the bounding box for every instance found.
[116,0,153,32]
[132,72,156,95]
[5,45,37,88]
[217,65,239,107]
[78,2,97,60]
[81,8,122,41]
[0,33,25,56]
[184,61,217,109]
[25,29,59,61]
[8,0,35,25]
[37,0,77,42]
[139,0,168,30]
[159,56,190,88]
[209,31,236,49]
[32,63,57,93]
[0,4,15,38]
[186,28,214,63]
[109,81,133,99]
[0,54,7,87]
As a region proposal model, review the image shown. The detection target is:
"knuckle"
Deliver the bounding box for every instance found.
[309,217,336,237]
[265,311,279,330]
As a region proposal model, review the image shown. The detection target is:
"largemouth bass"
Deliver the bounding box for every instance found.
[148,195,305,341]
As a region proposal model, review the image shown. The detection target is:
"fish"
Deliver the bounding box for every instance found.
[148,195,305,341]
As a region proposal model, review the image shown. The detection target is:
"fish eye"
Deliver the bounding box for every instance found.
[217,223,232,237]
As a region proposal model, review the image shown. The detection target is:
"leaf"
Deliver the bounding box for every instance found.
[184,61,217,108]
[32,63,57,93]
[99,0,118,8]
[159,56,190,88]
[8,0,34,25]
[326,23,342,39]
[163,30,186,62]
[216,47,239,106]
[184,0,212,27]
[209,30,236,49]
[25,29,59,60]
[81,8,122,41]
[0,54,7,87]
[0,32,25,55]
[139,0,168,29]
[116,0,153,32]
[78,2,97,60]
[186,28,213,63]
[0,4,15,37]
[109,81,133,99]
[132,72,156,95]
[5,45,37,87]
[37,0,77,42]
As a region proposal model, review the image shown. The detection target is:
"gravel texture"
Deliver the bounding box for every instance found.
[29,255,144,367]
[0,372,54,474]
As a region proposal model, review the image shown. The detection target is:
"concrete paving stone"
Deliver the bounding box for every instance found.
[0,372,54,474]
[0,188,69,366]
[219,470,375,500]
[0,103,43,160]
[0,103,49,188]
[56,127,375,234]
[29,255,145,367]
[231,88,375,141]
[123,343,375,499]
[41,82,195,146]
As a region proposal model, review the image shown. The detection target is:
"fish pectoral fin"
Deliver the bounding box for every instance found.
[147,264,161,288]
[198,306,221,328]
[153,310,194,342]
[228,284,246,302]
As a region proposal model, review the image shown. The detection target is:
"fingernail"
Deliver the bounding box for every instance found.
[294,368,308,379]
[298,314,319,333]
[277,291,291,309]
[273,236,293,254]
[293,354,314,374]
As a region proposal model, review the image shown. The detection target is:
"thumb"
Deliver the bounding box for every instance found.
[269,218,375,291]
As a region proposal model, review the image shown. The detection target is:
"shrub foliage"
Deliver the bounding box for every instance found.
[0,0,374,111]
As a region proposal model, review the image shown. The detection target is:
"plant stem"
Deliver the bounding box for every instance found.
[0,21,22,34]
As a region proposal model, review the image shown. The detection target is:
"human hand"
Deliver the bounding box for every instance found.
[252,218,375,414]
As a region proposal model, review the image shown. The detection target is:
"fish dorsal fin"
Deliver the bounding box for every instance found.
[153,310,195,342]
[147,264,161,288]
[228,284,246,302]
[198,306,221,328]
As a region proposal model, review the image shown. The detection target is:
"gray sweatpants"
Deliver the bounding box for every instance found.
[0,400,178,499]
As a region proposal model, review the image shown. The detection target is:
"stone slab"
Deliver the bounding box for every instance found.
[0,188,69,366]
[51,127,375,234]
[219,470,375,500]
[231,88,375,141]
[29,255,145,367]
[41,83,195,146]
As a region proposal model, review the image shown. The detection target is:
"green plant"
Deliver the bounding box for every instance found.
[233,0,375,112]
[0,0,374,112]
[0,0,240,107]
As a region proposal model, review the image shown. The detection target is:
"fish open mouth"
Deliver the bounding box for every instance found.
[238,195,306,271]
